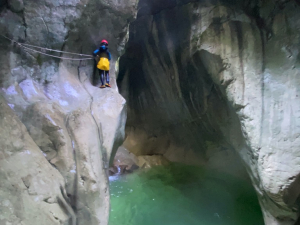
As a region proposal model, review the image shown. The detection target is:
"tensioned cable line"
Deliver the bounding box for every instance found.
[21,44,93,61]
[20,42,93,57]
[0,34,94,61]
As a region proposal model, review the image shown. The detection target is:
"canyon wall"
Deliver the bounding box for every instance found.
[118,0,300,224]
[1,0,300,224]
[0,0,137,224]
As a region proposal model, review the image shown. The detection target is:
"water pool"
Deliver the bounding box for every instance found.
[109,163,264,225]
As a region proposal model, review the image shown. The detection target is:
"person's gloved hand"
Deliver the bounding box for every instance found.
[94,55,100,62]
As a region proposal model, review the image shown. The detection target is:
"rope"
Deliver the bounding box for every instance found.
[0,34,94,61]
[21,42,93,57]
[21,44,93,60]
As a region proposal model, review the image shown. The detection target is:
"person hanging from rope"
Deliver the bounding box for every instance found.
[93,40,111,88]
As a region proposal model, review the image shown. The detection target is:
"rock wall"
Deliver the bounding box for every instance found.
[118,0,300,224]
[0,0,137,224]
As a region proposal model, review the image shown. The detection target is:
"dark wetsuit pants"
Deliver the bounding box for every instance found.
[99,69,109,86]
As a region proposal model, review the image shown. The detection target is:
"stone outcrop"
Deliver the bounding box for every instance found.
[118,0,300,224]
[111,146,169,175]
[0,95,71,225]
[0,0,137,224]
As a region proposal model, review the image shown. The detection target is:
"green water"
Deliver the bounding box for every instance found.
[109,164,264,225]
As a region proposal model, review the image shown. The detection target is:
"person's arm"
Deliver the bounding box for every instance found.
[93,49,99,57]
[107,50,112,61]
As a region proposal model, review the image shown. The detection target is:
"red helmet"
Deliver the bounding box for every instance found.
[101,39,108,45]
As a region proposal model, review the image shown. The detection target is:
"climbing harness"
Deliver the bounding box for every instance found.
[0,34,94,61]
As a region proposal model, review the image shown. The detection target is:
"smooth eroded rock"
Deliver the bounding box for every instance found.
[0,95,71,225]
[118,0,300,224]
[8,0,24,12]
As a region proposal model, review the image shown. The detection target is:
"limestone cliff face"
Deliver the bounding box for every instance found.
[118,0,300,224]
[0,0,137,224]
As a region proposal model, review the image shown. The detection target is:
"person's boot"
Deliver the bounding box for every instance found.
[105,83,111,88]
[100,84,106,88]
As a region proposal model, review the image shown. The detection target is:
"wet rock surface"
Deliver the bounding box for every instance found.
[109,146,170,176]
[118,0,300,224]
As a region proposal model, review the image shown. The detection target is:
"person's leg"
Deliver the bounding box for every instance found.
[105,71,111,87]
[99,69,105,88]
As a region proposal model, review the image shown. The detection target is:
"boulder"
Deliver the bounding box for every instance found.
[136,155,169,169]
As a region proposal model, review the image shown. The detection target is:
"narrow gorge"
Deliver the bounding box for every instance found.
[0,0,299,225]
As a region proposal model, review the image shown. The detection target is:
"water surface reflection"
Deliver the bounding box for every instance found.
[109,163,264,225]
